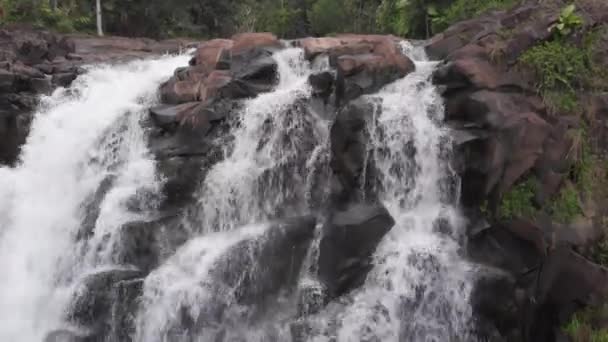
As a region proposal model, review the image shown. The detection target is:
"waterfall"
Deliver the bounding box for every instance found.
[0,54,190,341]
[195,48,327,233]
[316,44,476,342]
[0,41,477,342]
[135,47,329,342]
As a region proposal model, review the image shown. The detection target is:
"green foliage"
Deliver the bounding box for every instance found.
[551,4,584,37]
[519,39,590,113]
[308,0,348,35]
[499,178,537,219]
[261,5,301,37]
[520,40,588,94]
[549,185,583,223]
[375,0,454,38]
[543,90,579,113]
[564,305,608,342]
[0,0,93,33]
[431,0,516,33]
[0,0,527,39]
[376,0,412,36]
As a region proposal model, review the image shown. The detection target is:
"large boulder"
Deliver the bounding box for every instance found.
[527,247,608,341]
[114,215,189,274]
[298,35,415,105]
[230,32,282,55]
[318,203,395,298]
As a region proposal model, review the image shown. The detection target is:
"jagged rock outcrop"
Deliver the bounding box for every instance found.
[429,0,608,340]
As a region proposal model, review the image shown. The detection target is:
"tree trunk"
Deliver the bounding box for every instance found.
[96,0,103,36]
[50,0,57,10]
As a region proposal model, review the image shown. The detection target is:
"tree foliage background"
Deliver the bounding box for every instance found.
[0,0,518,38]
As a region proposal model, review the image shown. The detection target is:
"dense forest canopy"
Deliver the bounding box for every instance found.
[0,0,517,38]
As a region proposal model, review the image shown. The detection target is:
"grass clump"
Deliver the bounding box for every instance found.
[564,305,608,342]
[430,0,517,33]
[519,39,589,113]
[549,185,583,223]
[499,178,537,219]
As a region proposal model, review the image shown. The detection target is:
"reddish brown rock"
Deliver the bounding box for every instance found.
[160,80,201,104]
[149,102,201,128]
[194,39,233,71]
[199,70,232,103]
[298,37,343,59]
[231,32,281,55]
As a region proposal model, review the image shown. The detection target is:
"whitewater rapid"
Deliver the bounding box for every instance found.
[0,54,190,341]
[324,45,475,342]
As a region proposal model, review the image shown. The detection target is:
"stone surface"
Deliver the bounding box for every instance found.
[318,203,395,298]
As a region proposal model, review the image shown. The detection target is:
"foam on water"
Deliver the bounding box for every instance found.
[0,53,190,341]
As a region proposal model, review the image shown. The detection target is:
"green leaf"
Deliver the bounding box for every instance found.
[561,4,576,18]
[427,5,438,16]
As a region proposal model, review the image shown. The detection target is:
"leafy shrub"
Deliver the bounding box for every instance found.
[549,185,583,223]
[499,178,537,219]
[520,39,588,93]
[0,0,92,33]
[308,0,349,35]
[564,306,608,342]
[550,4,584,37]
[376,0,415,36]
[431,0,517,33]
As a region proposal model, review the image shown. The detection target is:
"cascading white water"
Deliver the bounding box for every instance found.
[195,48,325,233]
[135,43,476,342]
[0,54,190,342]
[135,48,328,341]
[307,43,475,342]
[0,39,477,342]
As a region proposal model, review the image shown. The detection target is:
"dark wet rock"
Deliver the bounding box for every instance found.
[115,215,189,274]
[172,216,317,338]
[68,269,143,338]
[152,120,231,210]
[43,330,86,342]
[213,216,317,304]
[78,175,116,241]
[318,203,395,298]
[329,99,377,201]
[309,71,334,99]
[527,247,608,341]
[51,72,77,87]
[472,274,525,341]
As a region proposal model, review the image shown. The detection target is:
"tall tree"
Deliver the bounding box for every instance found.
[96,0,103,36]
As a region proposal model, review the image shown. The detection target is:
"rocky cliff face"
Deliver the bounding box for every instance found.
[428,0,608,340]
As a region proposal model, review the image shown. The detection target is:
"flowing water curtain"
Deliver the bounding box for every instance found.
[0,54,190,342]
[297,42,477,342]
[193,48,329,233]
